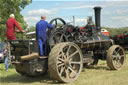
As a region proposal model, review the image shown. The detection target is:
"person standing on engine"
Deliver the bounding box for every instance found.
[6,14,24,41]
[36,15,55,56]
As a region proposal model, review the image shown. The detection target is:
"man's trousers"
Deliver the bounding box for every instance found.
[38,38,47,56]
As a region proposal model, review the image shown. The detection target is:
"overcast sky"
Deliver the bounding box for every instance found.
[21,0,128,28]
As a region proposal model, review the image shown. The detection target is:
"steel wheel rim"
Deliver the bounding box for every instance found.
[56,43,83,82]
[111,47,125,69]
[107,45,126,70]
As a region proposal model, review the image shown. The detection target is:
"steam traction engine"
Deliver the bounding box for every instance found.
[9,7,126,83]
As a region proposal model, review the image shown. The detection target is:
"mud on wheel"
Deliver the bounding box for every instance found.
[107,45,126,70]
[48,42,83,83]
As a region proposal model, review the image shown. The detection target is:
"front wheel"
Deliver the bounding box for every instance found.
[107,45,126,70]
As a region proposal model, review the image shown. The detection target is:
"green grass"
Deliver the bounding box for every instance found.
[0,57,128,85]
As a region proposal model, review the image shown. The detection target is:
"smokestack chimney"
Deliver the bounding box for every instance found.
[94,6,102,31]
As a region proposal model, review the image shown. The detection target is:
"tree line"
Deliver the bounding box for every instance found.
[0,0,32,42]
[102,27,128,36]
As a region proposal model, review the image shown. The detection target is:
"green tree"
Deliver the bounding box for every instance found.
[25,26,36,39]
[0,0,32,41]
[27,26,35,32]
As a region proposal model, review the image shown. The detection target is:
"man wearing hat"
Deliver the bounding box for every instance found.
[36,15,55,56]
[6,14,24,41]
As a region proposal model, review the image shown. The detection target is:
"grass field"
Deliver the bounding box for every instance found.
[0,56,128,85]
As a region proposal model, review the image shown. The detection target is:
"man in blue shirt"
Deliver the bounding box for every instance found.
[36,15,54,56]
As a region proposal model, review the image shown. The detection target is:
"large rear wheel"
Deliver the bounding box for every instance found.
[48,42,83,83]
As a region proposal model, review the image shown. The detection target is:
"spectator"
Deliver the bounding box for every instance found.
[2,45,8,71]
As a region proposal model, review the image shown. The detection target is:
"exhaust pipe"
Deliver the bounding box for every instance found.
[94,6,102,31]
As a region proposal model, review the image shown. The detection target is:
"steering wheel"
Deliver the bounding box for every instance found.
[49,18,66,29]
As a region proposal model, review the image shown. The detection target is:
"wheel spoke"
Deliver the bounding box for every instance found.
[61,51,66,59]
[58,57,65,62]
[66,45,71,56]
[117,48,121,53]
[67,35,71,38]
[70,61,81,65]
[58,63,65,67]
[59,34,64,42]
[68,66,77,75]
[59,66,65,76]
[53,37,57,43]
[57,54,64,64]
[118,60,122,67]
[112,55,117,60]
[113,58,121,68]
[57,61,62,64]
[69,50,79,58]
[112,59,117,65]
[116,60,121,67]
[65,69,69,79]
[55,19,57,25]
[113,50,118,55]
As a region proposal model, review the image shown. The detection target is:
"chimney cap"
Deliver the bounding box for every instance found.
[94,6,102,9]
